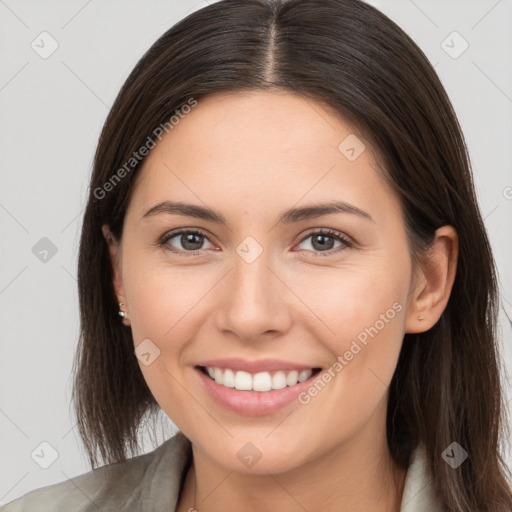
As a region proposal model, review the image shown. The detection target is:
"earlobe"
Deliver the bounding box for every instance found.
[405,225,459,334]
[102,225,131,326]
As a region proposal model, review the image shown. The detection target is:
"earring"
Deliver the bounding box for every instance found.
[118,302,127,318]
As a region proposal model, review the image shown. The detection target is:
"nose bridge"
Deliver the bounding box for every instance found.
[232,249,272,303]
[214,244,291,340]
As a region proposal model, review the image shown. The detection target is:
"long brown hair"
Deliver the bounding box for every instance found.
[72,1,512,510]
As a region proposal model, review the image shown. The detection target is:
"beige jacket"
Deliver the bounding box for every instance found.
[0,432,444,511]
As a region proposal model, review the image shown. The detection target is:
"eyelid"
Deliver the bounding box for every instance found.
[159,228,216,252]
[159,227,354,256]
[296,227,353,245]
[293,228,354,256]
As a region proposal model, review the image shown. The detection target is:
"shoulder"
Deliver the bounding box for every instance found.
[0,432,192,512]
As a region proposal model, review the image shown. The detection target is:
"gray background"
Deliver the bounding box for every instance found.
[1,0,511,504]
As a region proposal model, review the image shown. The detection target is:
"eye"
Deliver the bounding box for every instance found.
[159,229,216,255]
[295,229,353,256]
[159,228,353,258]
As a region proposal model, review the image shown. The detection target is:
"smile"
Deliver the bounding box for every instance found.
[199,366,322,392]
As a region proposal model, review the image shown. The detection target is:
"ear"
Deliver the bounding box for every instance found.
[405,225,459,333]
[102,225,130,326]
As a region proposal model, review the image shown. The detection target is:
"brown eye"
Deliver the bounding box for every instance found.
[296,229,353,256]
[160,229,215,255]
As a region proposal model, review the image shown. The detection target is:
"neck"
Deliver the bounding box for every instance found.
[176,426,407,512]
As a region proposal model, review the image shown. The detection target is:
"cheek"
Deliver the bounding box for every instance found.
[123,249,215,347]
[288,264,409,436]
[289,259,409,383]
[122,255,212,427]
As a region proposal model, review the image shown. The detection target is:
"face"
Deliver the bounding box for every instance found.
[105,90,420,474]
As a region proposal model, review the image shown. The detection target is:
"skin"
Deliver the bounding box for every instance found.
[102,90,458,512]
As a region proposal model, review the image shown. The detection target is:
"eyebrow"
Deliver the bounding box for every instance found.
[141,200,374,224]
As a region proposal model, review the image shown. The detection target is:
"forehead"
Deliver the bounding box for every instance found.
[128,90,401,226]
[160,90,358,163]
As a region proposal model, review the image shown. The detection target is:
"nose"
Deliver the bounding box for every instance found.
[213,249,293,343]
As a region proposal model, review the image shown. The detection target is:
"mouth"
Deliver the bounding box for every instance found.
[193,357,326,416]
[196,365,323,392]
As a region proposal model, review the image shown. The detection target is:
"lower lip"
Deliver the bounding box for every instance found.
[194,367,321,416]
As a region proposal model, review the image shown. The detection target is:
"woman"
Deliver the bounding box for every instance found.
[2,0,511,511]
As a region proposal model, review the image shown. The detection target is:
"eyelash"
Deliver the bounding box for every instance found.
[158,228,353,258]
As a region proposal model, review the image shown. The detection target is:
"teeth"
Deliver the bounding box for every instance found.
[272,371,287,390]
[235,371,253,391]
[223,369,236,388]
[298,370,311,383]
[286,370,299,386]
[204,366,315,391]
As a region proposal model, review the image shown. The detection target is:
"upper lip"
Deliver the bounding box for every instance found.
[195,358,321,374]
